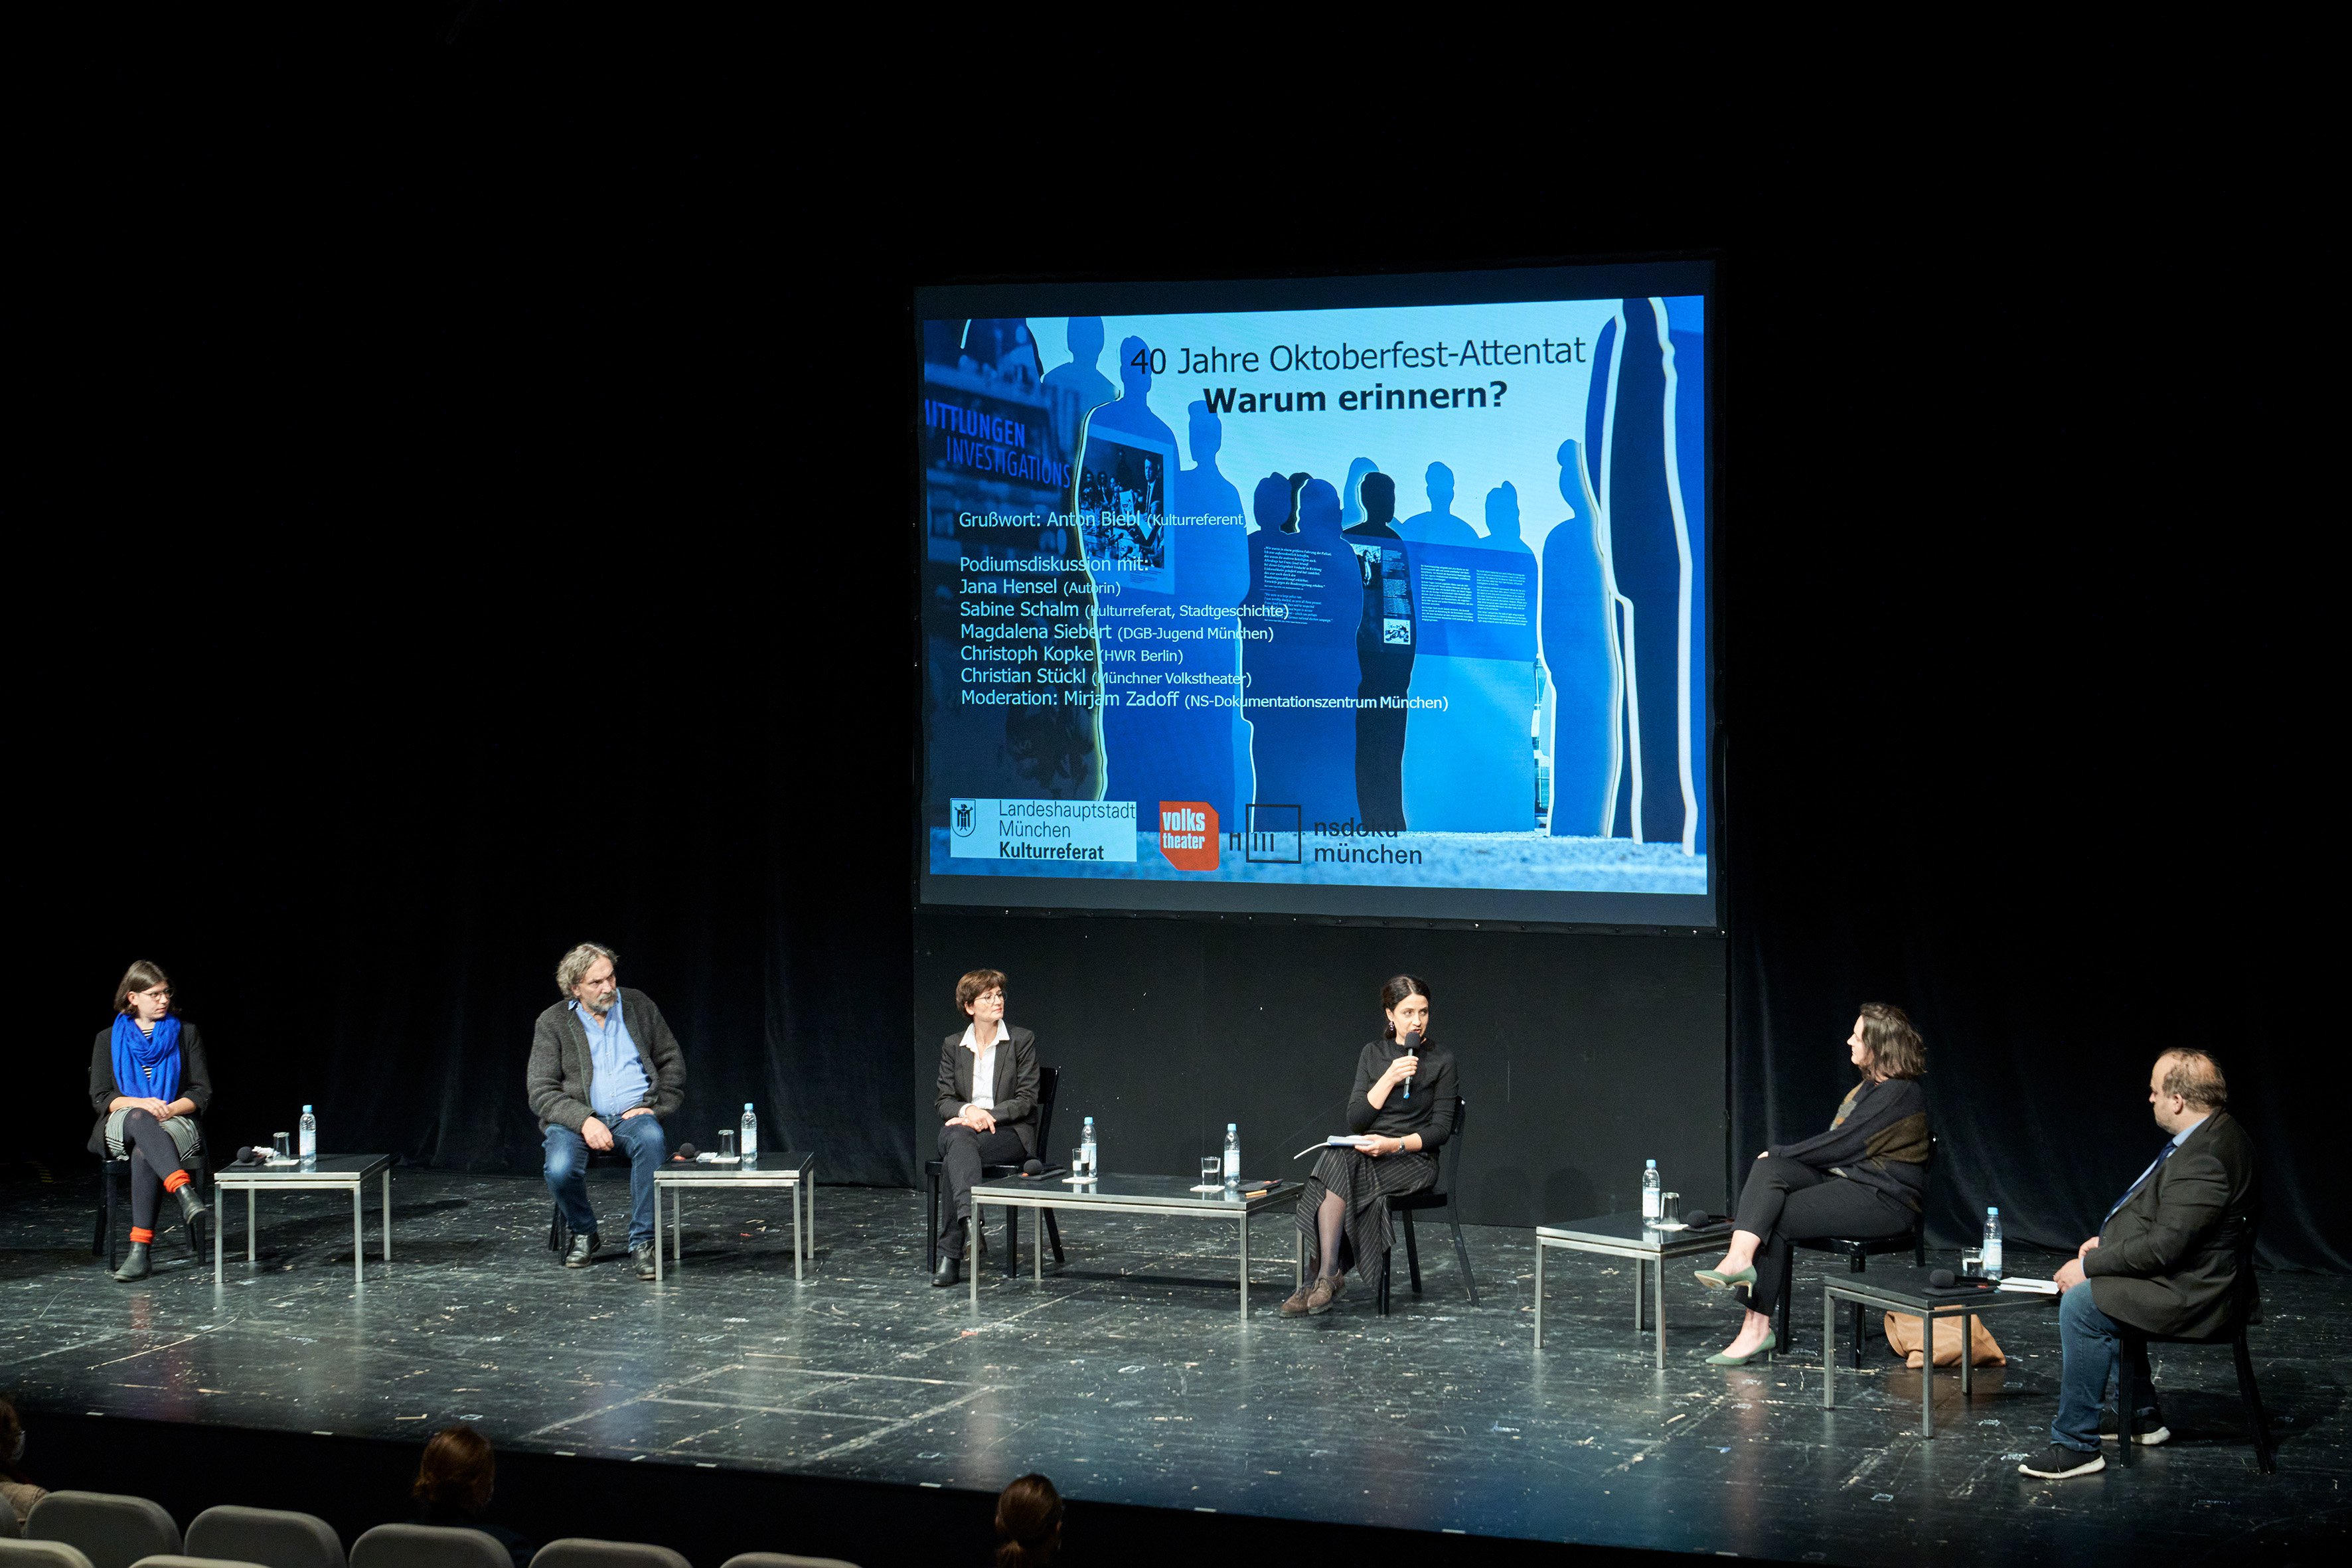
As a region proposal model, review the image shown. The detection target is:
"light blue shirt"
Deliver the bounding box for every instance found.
[574,997,651,1121]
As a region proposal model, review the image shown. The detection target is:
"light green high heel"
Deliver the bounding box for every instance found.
[1692,1265,1757,1291]
[1706,1332,1779,1366]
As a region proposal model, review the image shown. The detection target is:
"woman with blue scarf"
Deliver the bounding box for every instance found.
[87,959,212,1281]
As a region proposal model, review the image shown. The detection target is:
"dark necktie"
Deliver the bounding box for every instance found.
[2104,1138,2179,1225]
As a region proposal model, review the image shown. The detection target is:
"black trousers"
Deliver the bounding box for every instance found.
[119,1108,192,1232]
[936,1123,1026,1258]
[1733,1156,1913,1310]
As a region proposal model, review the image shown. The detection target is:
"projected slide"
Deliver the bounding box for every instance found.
[917,266,1709,924]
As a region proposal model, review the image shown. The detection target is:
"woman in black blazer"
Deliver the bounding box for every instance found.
[931,967,1040,1287]
[88,959,212,1280]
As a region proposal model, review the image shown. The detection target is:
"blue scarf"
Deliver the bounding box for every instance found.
[112,1012,183,1106]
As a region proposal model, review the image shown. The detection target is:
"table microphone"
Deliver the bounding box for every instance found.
[1022,1158,1046,1176]
[1401,1028,1423,1101]
[672,1142,698,1162]
[1682,1210,1711,1229]
[231,1146,271,1165]
[1929,1267,1956,1289]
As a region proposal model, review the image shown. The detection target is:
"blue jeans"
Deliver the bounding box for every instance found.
[544,1114,666,1249]
[2051,1281,2159,1452]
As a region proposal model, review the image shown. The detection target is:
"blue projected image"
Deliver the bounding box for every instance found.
[919,284,1709,923]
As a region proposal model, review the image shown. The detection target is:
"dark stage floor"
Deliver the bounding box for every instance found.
[3,1168,2345,1565]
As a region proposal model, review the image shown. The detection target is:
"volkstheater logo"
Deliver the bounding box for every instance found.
[1157,801,1219,871]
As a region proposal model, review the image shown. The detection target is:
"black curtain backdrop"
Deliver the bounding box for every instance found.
[13,22,2337,1269]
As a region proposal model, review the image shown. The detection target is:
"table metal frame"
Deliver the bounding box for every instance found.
[211,1155,394,1288]
[1820,1276,2053,1437]
[1533,1219,1733,1368]
[971,1176,1304,1318]
[651,1154,815,1282]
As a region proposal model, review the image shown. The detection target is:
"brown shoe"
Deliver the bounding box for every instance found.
[1281,1275,1341,1316]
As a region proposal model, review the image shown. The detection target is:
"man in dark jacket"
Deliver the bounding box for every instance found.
[526,943,688,1279]
[2020,1049,2258,1478]
[931,967,1040,1287]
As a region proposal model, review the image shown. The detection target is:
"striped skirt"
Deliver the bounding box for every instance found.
[1296,1144,1436,1283]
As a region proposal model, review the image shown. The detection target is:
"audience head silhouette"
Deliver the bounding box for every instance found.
[1557,439,1581,509]
[1066,316,1105,366]
[1486,481,1522,542]
[1299,477,1342,534]
[994,1472,1063,1568]
[1343,457,1379,526]
[413,1423,497,1516]
[1361,471,1397,528]
[1119,335,1151,395]
[1253,473,1294,532]
[1188,400,1223,464]
[1427,461,1455,510]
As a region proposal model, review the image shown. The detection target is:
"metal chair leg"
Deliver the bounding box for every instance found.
[1847,1254,1868,1368]
[1402,1210,1423,1293]
[1044,1208,1065,1263]
[1447,1206,1479,1306]
[926,1170,939,1272]
[2233,1330,2277,1474]
[98,1162,116,1266]
[1377,1249,1391,1316]
[2118,1334,2142,1468]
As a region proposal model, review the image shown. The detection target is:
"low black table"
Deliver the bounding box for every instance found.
[1534,1212,1734,1367]
[970,1172,1304,1318]
[1818,1262,2060,1436]
[210,1154,393,1288]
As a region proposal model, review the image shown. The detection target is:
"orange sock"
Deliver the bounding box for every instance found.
[163,1170,192,1194]
[129,1227,155,1245]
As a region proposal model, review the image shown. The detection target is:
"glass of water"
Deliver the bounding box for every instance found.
[1960,1247,1984,1277]
[1071,1146,1091,1181]
[1200,1156,1221,1189]
[272,1133,292,1161]
[718,1129,738,1158]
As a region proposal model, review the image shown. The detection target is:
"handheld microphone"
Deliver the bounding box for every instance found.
[672,1142,699,1162]
[1929,1268,1956,1289]
[1400,1028,1423,1101]
[1021,1158,1046,1177]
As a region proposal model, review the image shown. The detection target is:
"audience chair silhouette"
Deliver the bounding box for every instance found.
[187,1508,344,1568]
[1768,1135,1935,1366]
[26,1494,179,1568]
[0,1544,95,1568]
[925,1065,1065,1275]
[351,1526,510,1568]
[96,1150,210,1272]
[2117,1215,2274,1474]
[720,1553,861,1568]
[1376,1098,1478,1315]
[128,1555,268,1568]
[528,1541,690,1568]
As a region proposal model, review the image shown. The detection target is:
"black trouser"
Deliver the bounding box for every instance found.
[119,1108,193,1233]
[1733,1156,1913,1311]
[936,1123,1027,1259]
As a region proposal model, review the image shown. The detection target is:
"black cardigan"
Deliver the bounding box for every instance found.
[87,1020,213,1156]
[1766,1075,1930,1210]
[1346,1037,1458,1151]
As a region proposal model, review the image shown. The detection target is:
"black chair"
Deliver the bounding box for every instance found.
[548,1148,633,1256]
[926,1065,1064,1274]
[2116,1216,2273,1473]
[94,1146,208,1271]
[1375,1097,1478,1315]
[1769,1134,1934,1366]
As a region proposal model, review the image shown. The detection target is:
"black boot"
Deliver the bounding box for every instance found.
[175,1182,206,1250]
[113,1242,153,1281]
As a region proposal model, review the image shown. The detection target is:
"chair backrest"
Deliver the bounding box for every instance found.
[0,1541,96,1568]
[1439,1098,1468,1192]
[188,1509,344,1568]
[1033,1065,1061,1154]
[719,1555,862,1568]
[349,1526,510,1568]
[26,1495,180,1568]
[129,1555,270,1568]
[528,1541,690,1568]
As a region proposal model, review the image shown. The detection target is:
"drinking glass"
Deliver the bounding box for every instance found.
[1070,1146,1092,1181]
[1660,1191,1682,1225]
[1960,1247,1984,1277]
[718,1129,738,1158]
[1200,1156,1221,1189]
[272,1133,291,1160]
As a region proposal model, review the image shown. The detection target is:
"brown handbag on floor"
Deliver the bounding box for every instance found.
[1883,1310,2006,1368]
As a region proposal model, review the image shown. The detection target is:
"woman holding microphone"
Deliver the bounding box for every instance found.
[1282,975,1457,1316]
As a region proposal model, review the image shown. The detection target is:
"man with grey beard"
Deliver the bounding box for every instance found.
[528,942,688,1279]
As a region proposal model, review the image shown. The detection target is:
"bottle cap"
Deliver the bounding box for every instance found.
[1646,1159,1656,1168]
[1988,1206,1999,1215]
[303,1105,313,1113]
[744,1102,754,1110]
[1227,1123,1237,1131]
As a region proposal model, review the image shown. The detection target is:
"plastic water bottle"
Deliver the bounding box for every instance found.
[1982,1206,2003,1280]
[299,1105,317,1168]
[1223,1123,1241,1188]
[740,1103,758,1165]
[1641,1159,1662,1222]
[1081,1115,1097,1178]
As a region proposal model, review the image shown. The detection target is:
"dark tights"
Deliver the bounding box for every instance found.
[1316,1190,1344,1279]
[119,1109,190,1232]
